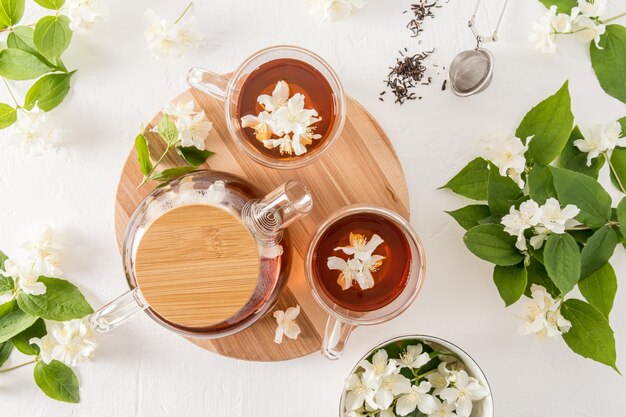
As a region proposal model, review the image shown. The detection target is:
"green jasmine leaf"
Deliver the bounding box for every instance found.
[569,228,594,244]
[0,251,7,270]
[0,300,37,344]
[34,360,80,403]
[177,146,214,166]
[6,25,56,68]
[591,25,626,105]
[487,164,525,215]
[0,274,13,295]
[550,166,612,228]
[538,0,576,13]
[561,299,619,373]
[135,133,152,176]
[11,317,46,355]
[24,71,74,111]
[580,225,617,279]
[150,166,196,182]
[0,48,54,80]
[559,126,605,178]
[158,114,179,146]
[33,0,65,10]
[476,214,502,225]
[33,15,72,62]
[0,340,13,366]
[516,81,574,165]
[17,277,93,321]
[525,258,559,297]
[446,204,491,231]
[440,157,489,201]
[579,263,617,318]
[527,165,556,204]
[609,147,626,194]
[617,197,626,239]
[493,264,527,307]
[463,224,524,266]
[543,233,581,295]
[0,0,25,28]
[0,103,16,129]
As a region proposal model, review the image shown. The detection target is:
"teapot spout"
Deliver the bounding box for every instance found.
[243,180,313,247]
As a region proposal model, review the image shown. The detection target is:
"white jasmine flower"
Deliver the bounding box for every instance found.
[62,0,102,32]
[271,93,320,136]
[518,284,571,337]
[574,121,626,165]
[291,123,322,156]
[360,349,398,382]
[145,8,201,59]
[574,17,606,48]
[429,396,457,417]
[376,373,412,410]
[258,80,290,112]
[12,106,57,154]
[539,198,580,234]
[335,232,385,262]
[30,318,97,367]
[344,373,379,411]
[482,131,529,188]
[263,135,295,156]
[529,226,550,250]
[501,200,543,251]
[3,258,46,295]
[310,0,367,21]
[22,226,64,277]
[552,10,574,33]
[577,0,607,18]
[395,381,436,416]
[327,256,362,290]
[529,6,559,55]
[241,111,274,142]
[163,101,213,150]
[399,344,430,369]
[273,305,301,343]
[355,254,385,290]
[439,370,489,417]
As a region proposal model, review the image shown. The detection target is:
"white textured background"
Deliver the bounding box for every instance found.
[1,0,625,416]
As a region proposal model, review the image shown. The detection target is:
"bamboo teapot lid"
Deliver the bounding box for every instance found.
[134,204,260,328]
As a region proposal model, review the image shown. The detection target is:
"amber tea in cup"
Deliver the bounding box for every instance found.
[236,58,337,160]
[312,212,412,312]
[305,205,426,359]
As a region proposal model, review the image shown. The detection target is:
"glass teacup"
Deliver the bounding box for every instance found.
[305,205,426,359]
[188,45,346,169]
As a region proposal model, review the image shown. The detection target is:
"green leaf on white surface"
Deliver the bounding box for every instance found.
[0,0,25,28]
[11,317,46,355]
[561,299,619,373]
[24,71,74,111]
[33,15,72,62]
[0,48,53,80]
[493,264,527,307]
[0,102,16,129]
[591,25,626,105]
[33,0,65,10]
[446,204,492,231]
[579,263,617,319]
[17,277,93,321]
[580,225,617,279]
[440,157,489,201]
[516,81,574,165]
[0,300,37,344]
[34,360,80,403]
[463,224,524,266]
[487,164,524,215]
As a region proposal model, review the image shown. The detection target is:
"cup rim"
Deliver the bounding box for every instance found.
[337,334,494,417]
[305,205,426,326]
[225,44,347,170]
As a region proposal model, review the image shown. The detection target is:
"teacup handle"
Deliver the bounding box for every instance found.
[187,67,230,100]
[89,289,149,334]
[322,316,356,360]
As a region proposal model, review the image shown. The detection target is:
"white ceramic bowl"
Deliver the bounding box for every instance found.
[339,334,494,417]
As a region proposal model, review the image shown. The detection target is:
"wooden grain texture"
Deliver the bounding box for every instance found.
[114,87,410,361]
[135,204,260,328]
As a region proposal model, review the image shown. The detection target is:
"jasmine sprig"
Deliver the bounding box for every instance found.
[442,81,625,372]
[135,104,215,188]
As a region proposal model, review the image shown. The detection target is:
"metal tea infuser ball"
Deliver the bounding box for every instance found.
[449,0,509,97]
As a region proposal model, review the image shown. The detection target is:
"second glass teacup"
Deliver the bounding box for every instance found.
[305,205,426,359]
[188,45,346,169]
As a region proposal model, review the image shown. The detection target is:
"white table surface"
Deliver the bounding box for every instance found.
[1,0,625,415]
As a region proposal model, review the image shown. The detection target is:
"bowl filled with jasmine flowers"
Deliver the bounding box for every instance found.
[340,335,493,417]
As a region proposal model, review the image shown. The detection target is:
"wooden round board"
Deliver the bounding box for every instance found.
[114,86,410,361]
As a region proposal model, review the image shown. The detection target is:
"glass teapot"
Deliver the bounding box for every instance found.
[89,170,312,338]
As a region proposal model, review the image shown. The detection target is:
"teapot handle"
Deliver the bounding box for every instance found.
[89,289,148,333]
[187,67,230,100]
